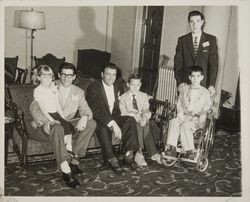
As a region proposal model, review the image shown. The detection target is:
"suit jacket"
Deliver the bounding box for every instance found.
[30,84,93,124]
[177,84,212,128]
[174,32,218,87]
[86,80,121,126]
[119,91,151,122]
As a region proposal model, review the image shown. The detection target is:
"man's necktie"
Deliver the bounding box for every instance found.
[193,36,198,57]
[132,95,138,110]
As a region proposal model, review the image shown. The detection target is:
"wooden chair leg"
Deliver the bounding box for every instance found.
[12,137,23,166]
[22,136,28,172]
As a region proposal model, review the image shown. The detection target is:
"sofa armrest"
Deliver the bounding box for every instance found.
[7,100,29,140]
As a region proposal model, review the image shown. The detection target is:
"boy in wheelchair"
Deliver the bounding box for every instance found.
[164,65,212,160]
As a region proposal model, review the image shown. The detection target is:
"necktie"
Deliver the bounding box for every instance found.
[193,36,198,56]
[132,95,138,110]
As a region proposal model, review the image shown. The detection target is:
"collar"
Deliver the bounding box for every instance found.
[128,91,138,97]
[59,83,72,91]
[102,80,114,89]
[192,31,202,39]
[190,84,201,90]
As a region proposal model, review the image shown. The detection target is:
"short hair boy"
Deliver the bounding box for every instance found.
[164,66,212,160]
[119,74,163,166]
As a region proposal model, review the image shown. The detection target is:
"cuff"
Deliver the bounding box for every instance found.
[107,120,115,128]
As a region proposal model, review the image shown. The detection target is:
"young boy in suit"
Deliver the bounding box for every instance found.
[119,74,163,166]
[164,65,212,160]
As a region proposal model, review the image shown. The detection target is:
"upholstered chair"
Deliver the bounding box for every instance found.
[5,56,28,84]
[76,49,111,79]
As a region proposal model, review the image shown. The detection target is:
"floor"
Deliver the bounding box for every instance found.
[4,129,241,196]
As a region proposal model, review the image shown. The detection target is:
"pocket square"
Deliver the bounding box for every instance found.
[202,41,210,47]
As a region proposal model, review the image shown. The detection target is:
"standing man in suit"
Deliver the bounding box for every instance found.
[30,62,96,189]
[174,10,218,95]
[86,63,146,175]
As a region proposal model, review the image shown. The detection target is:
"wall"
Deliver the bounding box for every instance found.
[5,6,137,82]
[5,6,110,80]
[111,6,137,80]
[222,7,238,104]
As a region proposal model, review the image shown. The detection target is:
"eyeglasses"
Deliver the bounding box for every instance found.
[60,73,75,79]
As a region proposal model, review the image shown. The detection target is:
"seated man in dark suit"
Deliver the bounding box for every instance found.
[86,63,145,175]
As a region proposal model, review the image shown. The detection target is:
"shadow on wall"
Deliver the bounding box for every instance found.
[73,6,111,65]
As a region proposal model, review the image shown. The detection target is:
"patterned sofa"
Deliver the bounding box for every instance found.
[5,77,120,171]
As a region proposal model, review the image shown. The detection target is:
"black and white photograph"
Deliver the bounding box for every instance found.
[1,0,249,201]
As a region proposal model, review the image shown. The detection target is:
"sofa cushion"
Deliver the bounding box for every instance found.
[73,77,95,93]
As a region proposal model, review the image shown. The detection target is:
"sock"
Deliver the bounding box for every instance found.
[60,160,71,174]
[64,134,72,151]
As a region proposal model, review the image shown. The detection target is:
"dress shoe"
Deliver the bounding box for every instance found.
[164,145,177,157]
[62,172,81,188]
[124,150,139,172]
[135,151,148,167]
[151,153,162,165]
[108,157,125,176]
[187,150,197,160]
[69,163,82,176]
[68,150,79,165]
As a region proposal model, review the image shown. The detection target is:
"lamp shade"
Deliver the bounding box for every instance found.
[19,10,45,30]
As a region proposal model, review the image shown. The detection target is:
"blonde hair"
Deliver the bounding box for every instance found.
[37,65,54,76]
[32,65,54,85]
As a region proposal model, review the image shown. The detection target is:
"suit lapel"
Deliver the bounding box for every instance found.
[187,33,195,60]
[196,32,206,59]
[114,84,119,101]
[100,82,110,112]
[64,87,74,108]
[58,85,73,109]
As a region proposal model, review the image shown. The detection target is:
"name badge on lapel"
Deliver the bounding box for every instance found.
[72,95,78,100]
[202,41,210,47]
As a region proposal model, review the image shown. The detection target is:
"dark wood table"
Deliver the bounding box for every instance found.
[5,116,15,166]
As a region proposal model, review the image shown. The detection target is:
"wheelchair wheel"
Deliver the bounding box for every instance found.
[204,118,215,159]
[196,155,209,172]
[196,134,209,172]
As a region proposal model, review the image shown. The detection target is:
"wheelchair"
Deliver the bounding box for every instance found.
[161,96,217,172]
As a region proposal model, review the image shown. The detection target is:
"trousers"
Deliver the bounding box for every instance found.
[96,116,139,162]
[136,122,158,156]
[35,119,96,168]
[166,117,197,151]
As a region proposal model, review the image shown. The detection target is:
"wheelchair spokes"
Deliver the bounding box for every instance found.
[196,155,209,172]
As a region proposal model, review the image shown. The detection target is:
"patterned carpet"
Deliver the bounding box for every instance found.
[4,130,241,196]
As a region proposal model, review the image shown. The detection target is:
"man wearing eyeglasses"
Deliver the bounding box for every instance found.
[30,62,96,189]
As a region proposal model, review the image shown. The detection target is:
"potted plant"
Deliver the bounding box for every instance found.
[218,90,240,132]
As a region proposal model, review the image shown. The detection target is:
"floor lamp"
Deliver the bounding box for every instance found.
[18,9,46,81]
